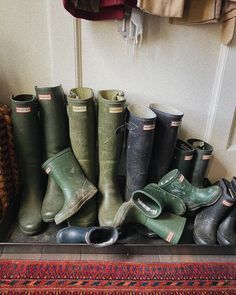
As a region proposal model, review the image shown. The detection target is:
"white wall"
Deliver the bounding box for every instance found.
[0,0,76,104]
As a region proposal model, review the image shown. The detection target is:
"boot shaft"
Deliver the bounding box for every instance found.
[125,104,156,200]
[187,138,213,187]
[98,90,126,180]
[67,87,96,184]
[11,95,43,167]
[170,139,195,179]
[35,85,70,158]
[148,104,184,182]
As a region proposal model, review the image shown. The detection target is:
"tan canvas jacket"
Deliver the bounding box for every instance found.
[137,0,185,18]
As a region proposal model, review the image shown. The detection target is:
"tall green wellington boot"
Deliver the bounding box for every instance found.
[42,148,97,224]
[132,183,186,218]
[11,95,45,235]
[170,139,195,179]
[97,90,126,226]
[187,139,213,187]
[158,169,222,211]
[113,200,186,244]
[67,87,97,227]
[35,85,70,222]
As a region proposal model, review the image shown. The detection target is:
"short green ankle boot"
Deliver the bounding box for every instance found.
[11,94,45,235]
[42,148,97,224]
[97,90,126,226]
[132,183,186,218]
[35,85,70,222]
[113,200,186,244]
[67,87,97,227]
[158,169,221,211]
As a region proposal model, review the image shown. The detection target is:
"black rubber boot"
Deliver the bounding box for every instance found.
[187,139,213,188]
[148,104,184,183]
[217,178,236,245]
[194,179,236,245]
[170,139,195,179]
[11,95,45,235]
[35,85,70,222]
[125,104,156,201]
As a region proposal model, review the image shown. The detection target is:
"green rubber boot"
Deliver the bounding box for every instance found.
[132,183,186,218]
[11,95,45,235]
[170,139,195,179]
[113,200,186,244]
[97,90,126,226]
[67,87,97,227]
[187,139,213,188]
[158,169,221,211]
[35,85,70,222]
[42,148,97,225]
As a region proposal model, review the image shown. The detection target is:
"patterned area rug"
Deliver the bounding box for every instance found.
[0,260,235,294]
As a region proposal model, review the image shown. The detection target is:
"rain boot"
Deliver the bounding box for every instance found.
[67,87,97,227]
[97,90,126,226]
[187,139,213,187]
[132,183,186,218]
[158,169,221,211]
[35,85,70,222]
[42,148,97,224]
[170,139,195,179]
[216,177,236,245]
[194,179,235,245]
[148,104,184,183]
[125,104,156,201]
[11,95,45,235]
[113,200,186,244]
[57,226,119,247]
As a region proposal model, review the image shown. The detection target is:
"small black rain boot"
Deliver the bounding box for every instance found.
[148,104,184,183]
[187,139,213,188]
[125,104,156,201]
[170,139,195,179]
[194,179,236,245]
[217,178,236,245]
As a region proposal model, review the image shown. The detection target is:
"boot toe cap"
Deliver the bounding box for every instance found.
[18,219,44,235]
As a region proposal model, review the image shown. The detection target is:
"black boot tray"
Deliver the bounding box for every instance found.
[1,220,236,255]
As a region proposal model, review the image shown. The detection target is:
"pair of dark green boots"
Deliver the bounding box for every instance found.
[11,86,98,235]
[171,139,213,187]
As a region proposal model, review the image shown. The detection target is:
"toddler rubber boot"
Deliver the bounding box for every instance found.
[42,148,97,224]
[217,178,236,245]
[35,85,70,222]
[170,139,195,179]
[11,94,45,235]
[158,169,221,211]
[194,178,235,245]
[148,104,184,182]
[125,104,156,201]
[57,226,119,247]
[187,139,213,187]
[132,183,186,218]
[97,90,126,226]
[113,200,186,244]
[67,87,97,227]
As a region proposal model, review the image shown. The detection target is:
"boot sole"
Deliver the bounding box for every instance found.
[55,188,97,225]
[188,192,221,211]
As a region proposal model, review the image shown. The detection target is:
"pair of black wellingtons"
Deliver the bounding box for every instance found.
[194,177,236,245]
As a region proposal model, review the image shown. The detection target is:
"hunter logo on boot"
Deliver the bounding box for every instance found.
[143,124,155,131]
[16,107,31,113]
[109,107,123,113]
[171,121,181,127]
[73,106,87,112]
[166,231,174,243]
[38,94,52,100]
[179,174,185,182]
[202,155,212,160]
[45,167,51,174]
[184,155,193,161]
[222,200,234,207]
